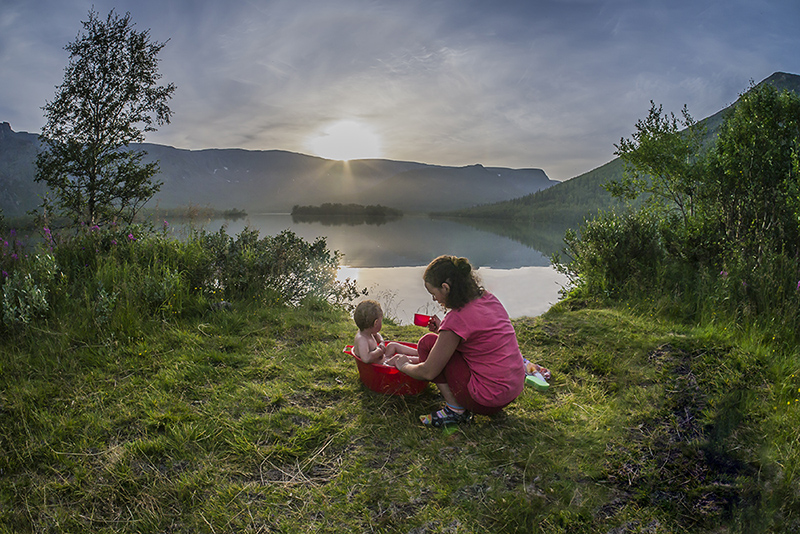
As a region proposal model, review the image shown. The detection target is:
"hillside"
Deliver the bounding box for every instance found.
[0,124,44,218]
[0,124,555,217]
[447,71,800,226]
[441,158,625,228]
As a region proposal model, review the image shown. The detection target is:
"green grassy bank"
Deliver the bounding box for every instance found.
[2,294,796,533]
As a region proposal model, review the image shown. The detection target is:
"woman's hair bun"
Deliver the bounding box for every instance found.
[453,256,472,275]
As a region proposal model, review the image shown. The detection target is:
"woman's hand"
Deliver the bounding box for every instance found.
[396,330,460,381]
[392,354,410,371]
[428,314,441,332]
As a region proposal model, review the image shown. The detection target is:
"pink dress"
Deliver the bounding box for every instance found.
[422,292,525,412]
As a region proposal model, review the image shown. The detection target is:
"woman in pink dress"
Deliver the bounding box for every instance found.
[390,255,526,427]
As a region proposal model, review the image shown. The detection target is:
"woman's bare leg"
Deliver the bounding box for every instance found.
[435,382,460,408]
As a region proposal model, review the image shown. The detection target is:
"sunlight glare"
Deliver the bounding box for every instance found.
[307,120,383,161]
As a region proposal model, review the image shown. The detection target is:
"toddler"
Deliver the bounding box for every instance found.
[353,300,418,364]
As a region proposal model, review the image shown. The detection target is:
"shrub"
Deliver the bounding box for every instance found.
[199,227,362,307]
[559,82,800,344]
[2,252,58,326]
[0,222,361,336]
[0,229,30,280]
[556,209,664,297]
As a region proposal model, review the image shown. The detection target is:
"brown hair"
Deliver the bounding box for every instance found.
[353,299,382,331]
[423,255,482,309]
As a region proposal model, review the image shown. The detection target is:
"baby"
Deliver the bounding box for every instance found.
[353,300,419,365]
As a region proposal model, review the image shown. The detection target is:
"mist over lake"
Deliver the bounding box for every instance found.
[198,213,569,324]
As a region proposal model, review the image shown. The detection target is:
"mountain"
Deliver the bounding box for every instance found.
[0,123,555,218]
[0,123,46,217]
[141,144,553,213]
[448,71,800,227]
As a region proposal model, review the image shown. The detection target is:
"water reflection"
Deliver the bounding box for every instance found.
[206,213,555,268]
[448,217,576,260]
[340,265,567,324]
[200,213,570,322]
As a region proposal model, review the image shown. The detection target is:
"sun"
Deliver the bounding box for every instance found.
[307,120,383,161]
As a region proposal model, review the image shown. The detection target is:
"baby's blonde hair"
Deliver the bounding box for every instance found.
[354,300,382,331]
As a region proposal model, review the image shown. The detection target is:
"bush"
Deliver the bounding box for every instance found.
[0,229,30,280]
[0,223,361,337]
[556,209,664,297]
[2,252,58,326]
[555,82,800,348]
[200,227,363,307]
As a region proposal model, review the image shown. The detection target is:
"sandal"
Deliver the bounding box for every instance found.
[420,405,472,427]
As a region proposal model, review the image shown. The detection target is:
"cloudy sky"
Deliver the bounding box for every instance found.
[1,0,798,181]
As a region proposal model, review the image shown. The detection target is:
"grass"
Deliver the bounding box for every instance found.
[0,296,797,533]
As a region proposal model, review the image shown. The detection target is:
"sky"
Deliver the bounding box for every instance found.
[1,0,798,181]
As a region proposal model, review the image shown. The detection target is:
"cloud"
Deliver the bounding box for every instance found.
[1,0,798,180]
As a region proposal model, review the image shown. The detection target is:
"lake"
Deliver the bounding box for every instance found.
[198,213,569,325]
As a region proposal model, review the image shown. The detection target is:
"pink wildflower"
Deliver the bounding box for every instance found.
[720,270,728,278]
[128,233,136,241]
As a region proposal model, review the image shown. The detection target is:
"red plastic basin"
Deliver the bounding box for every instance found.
[343,342,427,396]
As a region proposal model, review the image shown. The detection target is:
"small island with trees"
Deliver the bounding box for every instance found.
[291,203,403,225]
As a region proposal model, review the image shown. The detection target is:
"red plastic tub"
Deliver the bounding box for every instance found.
[343,342,428,396]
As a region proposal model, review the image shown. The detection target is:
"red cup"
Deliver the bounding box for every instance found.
[413,313,432,327]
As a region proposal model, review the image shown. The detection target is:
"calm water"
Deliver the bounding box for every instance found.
[199,213,569,324]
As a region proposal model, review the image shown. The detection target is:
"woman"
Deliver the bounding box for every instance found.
[391,255,526,426]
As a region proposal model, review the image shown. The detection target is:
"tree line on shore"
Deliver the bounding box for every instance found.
[291,203,402,225]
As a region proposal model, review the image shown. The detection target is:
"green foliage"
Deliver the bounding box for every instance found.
[2,252,58,326]
[200,226,364,307]
[707,82,800,261]
[609,102,706,226]
[558,81,800,345]
[0,222,361,341]
[35,9,175,227]
[291,202,403,225]
[555,209,663,298]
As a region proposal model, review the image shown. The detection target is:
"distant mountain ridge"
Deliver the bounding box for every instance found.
[448,71,800,226]
[0,122,555,217]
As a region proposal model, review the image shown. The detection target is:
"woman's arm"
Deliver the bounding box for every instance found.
[396,330,461,381]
